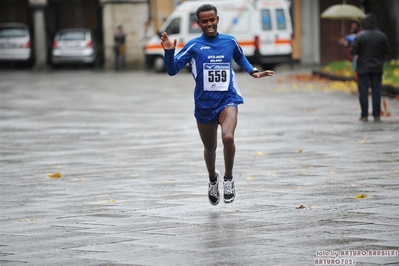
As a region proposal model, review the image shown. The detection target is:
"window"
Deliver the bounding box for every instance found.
[189,13,202,34]
[276,9,286,30]
[261,10,271,30]
[59,31,86,41]
[0,28,26,38]
[165,18,181,35]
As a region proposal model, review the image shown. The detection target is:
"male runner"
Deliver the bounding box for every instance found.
[161,4,274,205]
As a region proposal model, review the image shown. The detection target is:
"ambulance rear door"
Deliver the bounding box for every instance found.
[256,0,293,68]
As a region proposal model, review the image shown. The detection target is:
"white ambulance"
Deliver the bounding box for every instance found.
[145,0,293,72]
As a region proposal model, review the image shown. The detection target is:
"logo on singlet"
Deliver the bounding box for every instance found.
[200,46,211,50]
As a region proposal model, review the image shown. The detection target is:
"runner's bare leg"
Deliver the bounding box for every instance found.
[197,122,218,178]
[218,106,237,177]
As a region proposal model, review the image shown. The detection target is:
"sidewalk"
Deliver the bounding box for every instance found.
[0,69,398,266]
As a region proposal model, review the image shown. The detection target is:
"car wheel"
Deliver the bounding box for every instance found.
[153,56,165,72]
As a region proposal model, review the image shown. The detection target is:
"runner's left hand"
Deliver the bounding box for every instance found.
[252,70,274,78]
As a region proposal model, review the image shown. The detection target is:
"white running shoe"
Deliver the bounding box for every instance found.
[208,170,220,206]
[223,177,236,203]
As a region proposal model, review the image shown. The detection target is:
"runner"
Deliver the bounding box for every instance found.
[161,3,274,205]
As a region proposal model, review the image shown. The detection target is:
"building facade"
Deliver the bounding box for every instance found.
[1,0,397,69]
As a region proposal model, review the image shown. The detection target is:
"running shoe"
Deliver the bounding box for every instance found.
[223,178,236,203]
[208,170,220,205]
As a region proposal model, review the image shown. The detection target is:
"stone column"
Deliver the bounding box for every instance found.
[301,0,320,66]
[30,0,48,70]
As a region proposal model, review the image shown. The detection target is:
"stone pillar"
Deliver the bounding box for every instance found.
[388,0,399,58]
[301,0,320,65]
[291,0,301,61]
[30,0,48,70]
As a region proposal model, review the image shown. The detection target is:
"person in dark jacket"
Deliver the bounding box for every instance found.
[350,14,389,122]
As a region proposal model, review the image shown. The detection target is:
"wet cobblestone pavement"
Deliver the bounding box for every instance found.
[1,69,398,265]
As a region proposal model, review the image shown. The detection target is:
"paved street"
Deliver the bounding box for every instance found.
[0,68,398,266]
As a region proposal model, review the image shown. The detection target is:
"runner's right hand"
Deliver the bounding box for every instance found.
[161,32,177,50]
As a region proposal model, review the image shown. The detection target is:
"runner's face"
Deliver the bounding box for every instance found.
[197,10,219,38]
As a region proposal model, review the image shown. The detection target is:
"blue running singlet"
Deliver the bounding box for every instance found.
[164,33,256,123]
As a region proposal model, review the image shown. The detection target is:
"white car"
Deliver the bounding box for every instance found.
[0,23,33,66]
[51,28,102,66]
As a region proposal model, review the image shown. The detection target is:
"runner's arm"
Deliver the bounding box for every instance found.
[232,38,254,73]
[162,32,192,76]
[231,38,274,78]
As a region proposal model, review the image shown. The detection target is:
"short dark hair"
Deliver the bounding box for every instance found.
[196,4,217,20]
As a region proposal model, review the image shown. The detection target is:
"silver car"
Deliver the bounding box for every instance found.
[0,23,33,64]
[51,28,101,66]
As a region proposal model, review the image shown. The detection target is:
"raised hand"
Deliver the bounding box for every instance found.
[252,70,274,78]
[161,32,177,50]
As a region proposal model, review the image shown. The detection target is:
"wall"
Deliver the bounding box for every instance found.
[102,1,150,69]
[150,0,176,32]
[0,0,30,24]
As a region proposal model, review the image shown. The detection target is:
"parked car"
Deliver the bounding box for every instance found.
[51,28,102,67]
[0,23,34,66]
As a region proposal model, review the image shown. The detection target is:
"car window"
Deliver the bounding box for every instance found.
[59,31,86,41]
[276,9,286,30]
[189,13,201,34]
[0,28,27,38]
[165,18,180,35]
[261,10,272,31]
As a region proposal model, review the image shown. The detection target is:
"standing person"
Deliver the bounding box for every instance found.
[161,4,274,205]
[114,25,126,70]
[350,14,389,122]
[338,21,361,63]
[338,21,361,80]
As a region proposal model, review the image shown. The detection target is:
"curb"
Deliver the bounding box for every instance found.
[312,69,399,97]
[312,69,353,82]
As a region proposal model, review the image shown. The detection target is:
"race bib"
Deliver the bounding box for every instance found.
[203,63,230,91]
